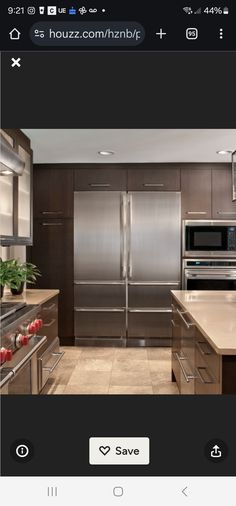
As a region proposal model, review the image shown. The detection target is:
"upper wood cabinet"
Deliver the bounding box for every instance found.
[212,164,236,220]
[181,166,212,219]
[0,129,33,246]
[74,167,127,191]
[127,165,180,191]
[33,165,74,218]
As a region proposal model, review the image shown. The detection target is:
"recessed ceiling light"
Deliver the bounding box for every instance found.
[98,150,115,156]
[1,169,13,175]
[217,150,234,155]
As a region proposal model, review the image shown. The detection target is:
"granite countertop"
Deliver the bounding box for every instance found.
[2,289,59,306]
[171,290,236,355]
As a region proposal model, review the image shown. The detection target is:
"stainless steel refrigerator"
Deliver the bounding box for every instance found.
[74,191,181,346]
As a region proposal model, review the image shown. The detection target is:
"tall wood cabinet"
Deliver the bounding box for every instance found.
[28,165,74,344]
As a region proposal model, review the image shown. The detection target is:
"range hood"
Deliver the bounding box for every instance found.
[0,134,25,175]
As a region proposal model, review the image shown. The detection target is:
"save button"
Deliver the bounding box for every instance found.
[89,437,150,465]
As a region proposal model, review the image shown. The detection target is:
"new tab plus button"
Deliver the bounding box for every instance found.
[89,437,150,465]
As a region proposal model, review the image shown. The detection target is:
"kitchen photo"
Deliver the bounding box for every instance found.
[0,128,236,396]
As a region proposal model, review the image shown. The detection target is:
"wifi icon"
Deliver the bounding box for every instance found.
[183,6,193,14]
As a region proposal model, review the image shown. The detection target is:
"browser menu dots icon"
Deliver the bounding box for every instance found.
[89,437,150,465]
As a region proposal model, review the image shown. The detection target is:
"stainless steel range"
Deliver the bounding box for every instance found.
[0,301,47,394]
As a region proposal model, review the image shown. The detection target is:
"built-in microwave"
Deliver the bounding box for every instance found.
[183,221,236,257]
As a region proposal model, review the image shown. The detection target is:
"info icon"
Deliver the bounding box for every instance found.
[204,439,228,463]
[10,439,34,463]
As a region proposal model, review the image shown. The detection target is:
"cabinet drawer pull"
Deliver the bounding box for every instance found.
[186,211,207,215]
[143,183,164,187]
[217,211,236,215]
[42,303,56,312]
[89,183,111,187]
[174,353,196,383]
[176,308,195,329]
[196,341,212,356]
[42,222,63,226]
[197,366,214,384]
[42,211,63,215]
[43,318,56,327]
[171,319,177,328]
[43,351,64,373]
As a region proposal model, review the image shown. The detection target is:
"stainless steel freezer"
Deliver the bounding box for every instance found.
[74,191,181,346]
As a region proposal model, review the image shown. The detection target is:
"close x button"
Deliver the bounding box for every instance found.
[89,437,150,465]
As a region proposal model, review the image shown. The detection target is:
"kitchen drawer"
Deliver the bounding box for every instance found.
[195,331,220,383]
[38,296,58,353]
[40,296,58,315]
[128,309,172,338]
[38,337,64,391]
[195,347,221,394]
[74,168,127,191]
[129,283,180,308]
[74,309,126,338]
[127,167,180,191]
[74,283,126,308]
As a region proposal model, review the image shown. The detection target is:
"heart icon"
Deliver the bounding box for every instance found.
[99,445,111,456]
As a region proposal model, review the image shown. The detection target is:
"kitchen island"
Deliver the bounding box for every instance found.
[171,291,236,394]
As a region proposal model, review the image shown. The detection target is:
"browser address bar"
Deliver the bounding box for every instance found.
[30,22,145,46]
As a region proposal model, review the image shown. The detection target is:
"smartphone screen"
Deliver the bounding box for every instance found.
[0,1,236,504]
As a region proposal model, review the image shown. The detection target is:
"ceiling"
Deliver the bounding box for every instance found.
[22,129,236,164]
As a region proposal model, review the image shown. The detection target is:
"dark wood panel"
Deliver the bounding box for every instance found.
[222,356,236,394]
[33,165,74,218]
[74,167,127,191]
[181,166,212,219]
[128,166,180,191]
[212,164,236,219]
[28,219,74,343]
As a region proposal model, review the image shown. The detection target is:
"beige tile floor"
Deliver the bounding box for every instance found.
[41,347,179,395]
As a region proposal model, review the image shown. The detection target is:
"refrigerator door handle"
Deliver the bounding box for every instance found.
[128,308,172,313]
[128,281,180,286]
[74,280,126,285]
[128,194,133,279]
[121,193,127,280]
[74,308,125,312]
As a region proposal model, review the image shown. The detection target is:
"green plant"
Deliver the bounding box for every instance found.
[2,259,41,290]
[0,259,16,287]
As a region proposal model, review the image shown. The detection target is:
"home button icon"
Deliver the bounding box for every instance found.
[9,28,21,40]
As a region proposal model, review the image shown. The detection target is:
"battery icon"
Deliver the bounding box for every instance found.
[223,7,229,14]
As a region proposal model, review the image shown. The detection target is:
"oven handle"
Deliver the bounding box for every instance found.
[42,351,65,374]
[10,336,47,377]
[186,272,236,279]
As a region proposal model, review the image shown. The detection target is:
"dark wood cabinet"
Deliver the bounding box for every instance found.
[212,164,236,220]
[127,165,180,191]
[28,219,74,344]
[181,166,212,219]
[33,165,74,218]
[74,166,127,191]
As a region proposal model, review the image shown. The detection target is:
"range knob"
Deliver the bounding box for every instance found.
[27,322,36,334]
[16,334,30,348]
[0,348,13,362]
